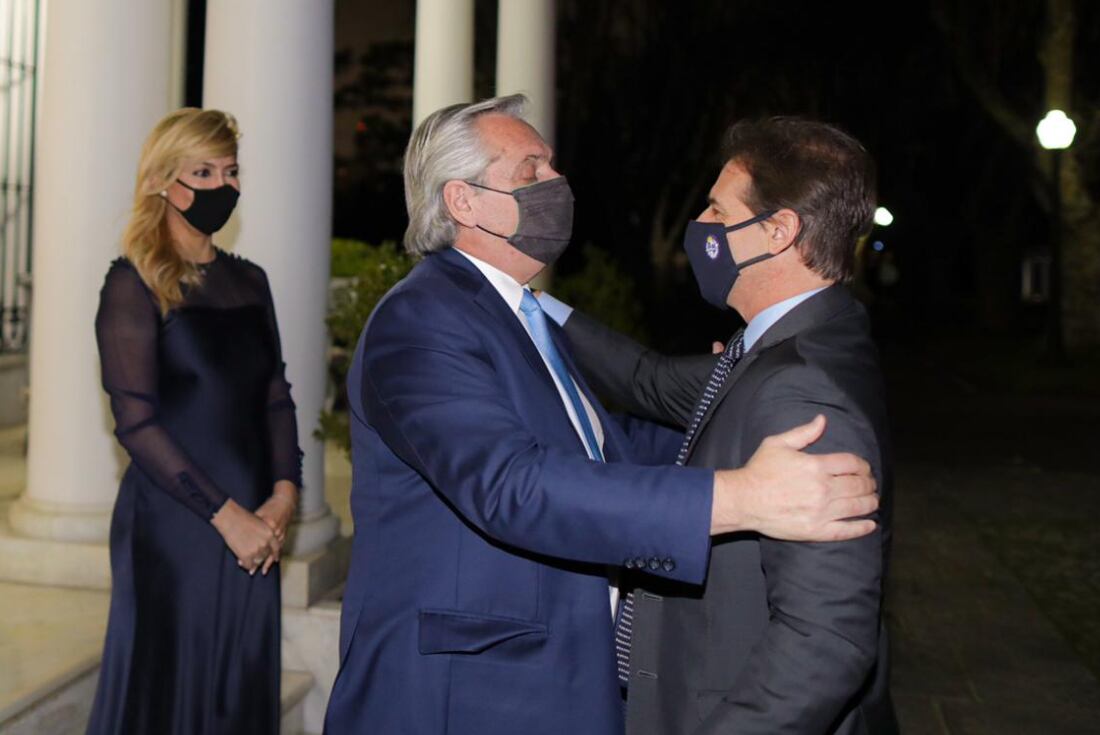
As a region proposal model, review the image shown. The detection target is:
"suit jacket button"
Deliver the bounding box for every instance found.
[662,558,676,572]
[647,557,661,571]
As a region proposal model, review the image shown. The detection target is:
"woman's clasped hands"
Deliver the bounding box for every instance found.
[211,482,299,575]
[254,482,299,573]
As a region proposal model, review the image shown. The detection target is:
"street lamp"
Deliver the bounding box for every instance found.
[1037,110,1076,150]
[1036,109,1077,357]
[861,206,895,294]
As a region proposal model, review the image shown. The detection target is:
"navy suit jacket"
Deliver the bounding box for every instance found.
[323,248,713,735]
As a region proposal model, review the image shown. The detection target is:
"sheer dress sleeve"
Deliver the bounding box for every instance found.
[95,260,230,520]
[257,268,303,489]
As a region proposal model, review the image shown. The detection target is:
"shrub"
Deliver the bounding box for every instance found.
[552,245,648,342]
[319,239,414,450]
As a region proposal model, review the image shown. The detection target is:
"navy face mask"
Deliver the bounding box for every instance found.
[683,210,777,309]
[170,180,240,235]
[467,176,575,265]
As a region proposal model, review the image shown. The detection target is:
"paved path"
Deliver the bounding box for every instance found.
[879,336,1100,733]
[887,464,1100,733]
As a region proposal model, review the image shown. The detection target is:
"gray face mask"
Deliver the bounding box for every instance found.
[467,176,575,265]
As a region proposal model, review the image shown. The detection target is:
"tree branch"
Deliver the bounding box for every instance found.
[930,3,1033,150]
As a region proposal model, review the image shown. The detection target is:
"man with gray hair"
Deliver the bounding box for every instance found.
[323,95,878,735]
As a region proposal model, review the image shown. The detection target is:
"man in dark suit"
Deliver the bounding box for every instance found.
[545,118,898,733]
[323,99,880,735]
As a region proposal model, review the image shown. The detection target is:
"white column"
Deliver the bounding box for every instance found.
[497,0,557,290]
[9,0,176,542]
[203,0,339,557]
[496,0,556,144]
[169,0,189,108]
[413,0,475,125]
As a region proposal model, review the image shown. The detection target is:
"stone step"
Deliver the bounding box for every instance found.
[0,580,323,734]
[280,669,315,735]
[1,664,315,735]
[0,582,109,732]
[282,582,344,734]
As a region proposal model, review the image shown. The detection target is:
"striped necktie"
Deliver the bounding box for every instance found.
[614,330,746,688]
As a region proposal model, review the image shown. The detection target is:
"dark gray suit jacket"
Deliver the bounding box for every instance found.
[564,286,898,735]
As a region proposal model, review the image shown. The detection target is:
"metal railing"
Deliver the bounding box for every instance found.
[0,0,39,354]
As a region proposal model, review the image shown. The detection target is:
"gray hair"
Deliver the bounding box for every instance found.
[402,94,529,255]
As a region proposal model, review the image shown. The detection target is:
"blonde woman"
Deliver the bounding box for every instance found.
[87,109,300,734]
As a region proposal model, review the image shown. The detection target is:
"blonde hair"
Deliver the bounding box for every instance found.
[123,108,240,313]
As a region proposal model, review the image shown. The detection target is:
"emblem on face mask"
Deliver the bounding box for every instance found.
[682,209,778,310]
[705,235,720,259]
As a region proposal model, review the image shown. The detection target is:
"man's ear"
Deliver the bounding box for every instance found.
[443,180,477,228]
[765,208,801,255]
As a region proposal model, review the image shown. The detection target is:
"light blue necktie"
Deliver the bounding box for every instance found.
[519,291,605,462]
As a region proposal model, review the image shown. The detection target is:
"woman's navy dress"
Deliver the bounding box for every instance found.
[86,249,302,734]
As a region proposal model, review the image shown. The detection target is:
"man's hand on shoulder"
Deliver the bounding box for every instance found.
[710,414,877,541]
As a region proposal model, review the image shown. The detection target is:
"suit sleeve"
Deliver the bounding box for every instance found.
[609,414,685,466]
[563,309,718,429]
[358,289,715,585]
[695,363,886,735]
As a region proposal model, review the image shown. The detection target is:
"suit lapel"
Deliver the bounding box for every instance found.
[433,249,598,457]
[684,285,855,458]
[474,287,554,381]
[683,349,760,459]
[434,249,556,390]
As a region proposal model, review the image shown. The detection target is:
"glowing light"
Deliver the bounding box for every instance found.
[874,207,894,227]
[1036,110,1076,150]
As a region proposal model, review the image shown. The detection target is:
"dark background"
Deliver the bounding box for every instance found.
[320,0,1100,356]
